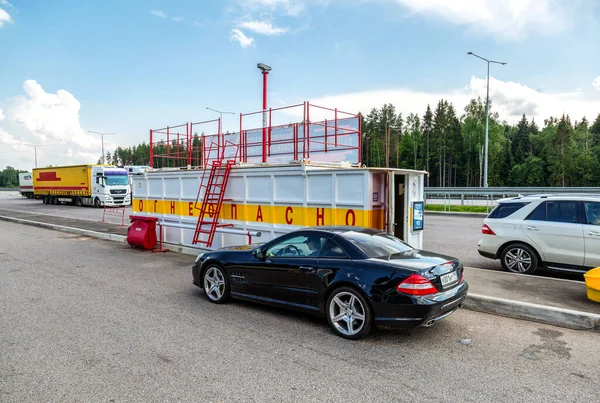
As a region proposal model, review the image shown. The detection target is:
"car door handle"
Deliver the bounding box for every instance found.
[589,231,600,236]
[526,226,539,231]
[299,266,314,272]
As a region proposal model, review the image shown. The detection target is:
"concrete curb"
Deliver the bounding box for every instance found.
[464,293,600,332]
[2,213,599,332]
[425,211,488,218]
[0,215,129,243]
[0,215,203,257]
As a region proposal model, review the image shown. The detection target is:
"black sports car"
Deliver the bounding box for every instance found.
[192,226,468,339]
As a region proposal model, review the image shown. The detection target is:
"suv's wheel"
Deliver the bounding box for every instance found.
[202,265,230,304]
[326,287,372,340]
[500,243,539,274]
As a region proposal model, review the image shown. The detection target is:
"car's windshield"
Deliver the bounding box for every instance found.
[105,175,129,186]
[344,231,413,259]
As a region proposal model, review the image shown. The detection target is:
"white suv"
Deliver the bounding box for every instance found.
[478,194,600,274]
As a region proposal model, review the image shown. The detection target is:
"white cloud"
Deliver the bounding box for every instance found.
[239,20,288,35]
[0,81,110,169]
[302,76,600,125]
[150,9,204,26]
[593,77,600,92]
[240,0,308,17]
[8,80,102,156]
[11,80,99,149]
[0,128,29,153]
[0,108,5,121]
[0,6,12,27]
[230,28,255,47]
[150,9,166,19]
[392,0,582,40]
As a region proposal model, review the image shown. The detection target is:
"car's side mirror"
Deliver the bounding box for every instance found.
[253,248,265,260]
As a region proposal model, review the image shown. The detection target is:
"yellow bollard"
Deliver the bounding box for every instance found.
[584,267,600,303]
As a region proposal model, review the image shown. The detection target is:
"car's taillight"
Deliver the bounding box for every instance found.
[396,274,438,295]
[459,270,464,283]
[482,224,496,235]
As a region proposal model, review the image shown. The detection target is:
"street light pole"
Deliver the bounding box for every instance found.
[206,107,236,150]
[88,131,116,164]
[206,107,236,131]
[467,52,506,188]
[24,144,44,168]
[257,63,272,163]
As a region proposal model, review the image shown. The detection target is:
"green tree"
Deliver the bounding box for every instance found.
[512,114,530,164]
[547,115,575,186]
[422,105,433,185]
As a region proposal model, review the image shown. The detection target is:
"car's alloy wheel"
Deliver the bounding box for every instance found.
[501,244,538,274]
[203,265,229,303]
[326,288,372,339]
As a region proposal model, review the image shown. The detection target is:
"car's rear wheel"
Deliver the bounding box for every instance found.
[326,287,372,340]
[500,243,538,274]
[202,265,230,304]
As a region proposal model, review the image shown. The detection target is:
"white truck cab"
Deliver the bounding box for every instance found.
[92,166,131,207]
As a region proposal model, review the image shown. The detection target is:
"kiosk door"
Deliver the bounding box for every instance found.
[387,172,406,241]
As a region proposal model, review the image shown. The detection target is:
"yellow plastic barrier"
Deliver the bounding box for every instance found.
[584,267,600,303]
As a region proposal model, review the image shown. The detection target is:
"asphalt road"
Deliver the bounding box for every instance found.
[1,221,598,402]
[0,192,494,267]
[0,191,133,223]
[0,192,584,280]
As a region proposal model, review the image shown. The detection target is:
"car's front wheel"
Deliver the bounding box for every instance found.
[202,265,230,304]
[326,287,372,340]
[500,243,539,274]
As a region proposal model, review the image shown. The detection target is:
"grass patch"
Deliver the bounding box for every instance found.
[425,204,489,213]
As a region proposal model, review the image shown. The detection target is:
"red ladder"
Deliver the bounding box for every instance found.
[192,141,239,248]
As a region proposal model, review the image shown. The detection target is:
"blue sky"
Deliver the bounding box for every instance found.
[1,0,600,170]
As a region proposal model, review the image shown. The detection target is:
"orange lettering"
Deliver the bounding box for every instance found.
[188,202,194,216]
[154,200,158,212]
[316,208,324,226]
[345,209,356,226]
[285,206,293,224]
[231,204,238,220]
[170,201,176,214]
[138,200,143,212]
[256,205,263,222]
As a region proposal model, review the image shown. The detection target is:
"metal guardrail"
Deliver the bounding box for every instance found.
[424,187,600,212]
[424,187,600,196]
[0,188,19,191]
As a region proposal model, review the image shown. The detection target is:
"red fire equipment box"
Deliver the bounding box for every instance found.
[127,215,158,250]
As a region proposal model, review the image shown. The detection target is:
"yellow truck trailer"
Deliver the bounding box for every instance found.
[32,164,131,207]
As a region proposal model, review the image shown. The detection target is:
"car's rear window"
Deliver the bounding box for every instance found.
[487,202,531,219]
[343,231,413,259]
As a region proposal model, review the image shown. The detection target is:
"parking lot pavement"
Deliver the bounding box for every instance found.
[0,192,585,282]
[0,191,133,222]
[423,212,586,281]
[1,221,599,402]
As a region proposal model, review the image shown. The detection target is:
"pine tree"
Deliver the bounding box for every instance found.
[422,105,433,185]
[512,114,529,164]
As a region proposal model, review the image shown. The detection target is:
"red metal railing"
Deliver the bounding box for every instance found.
[150,122,191,168]
[149,102,362,168]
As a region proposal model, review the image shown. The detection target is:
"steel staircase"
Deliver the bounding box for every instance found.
[192,141,238,248]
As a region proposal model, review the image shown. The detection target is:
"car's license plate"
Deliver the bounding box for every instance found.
[440,271,458,287]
